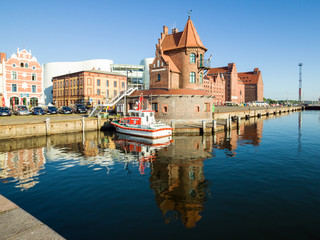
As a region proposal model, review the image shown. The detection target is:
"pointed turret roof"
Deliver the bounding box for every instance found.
[161,18,207,51]
[178,18,207,50]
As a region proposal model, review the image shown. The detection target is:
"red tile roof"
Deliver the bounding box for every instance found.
[162,19,207,51]
[162,54,180,73]
[238,71,261,84]
[131,89,210,96]
[206,67,229,75]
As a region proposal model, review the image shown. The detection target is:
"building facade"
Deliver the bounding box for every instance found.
[111,64,145,90]
[0,53,5,106]
[203,72,225,105]
[52,70,126,107]
[128,17,213,123]
[206,63,245,105]
[238,68,264,102]
[0,49,43,107]
[43,59,113,105]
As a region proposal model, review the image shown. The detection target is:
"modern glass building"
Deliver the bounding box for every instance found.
[111,58,154,90]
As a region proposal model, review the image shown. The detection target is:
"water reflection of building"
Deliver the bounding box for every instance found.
[149,136,212,228]
[213,118,264,157]
[0,148,45,190]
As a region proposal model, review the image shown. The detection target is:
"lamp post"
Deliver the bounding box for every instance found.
[124,70,133,116]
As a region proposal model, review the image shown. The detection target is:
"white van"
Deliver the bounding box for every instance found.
[249,101,269,107]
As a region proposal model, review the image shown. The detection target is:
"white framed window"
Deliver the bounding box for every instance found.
[190,53,196,63]
[32,85,36,93]
[32,73,37,81]
[12,71,17,80]
[190,72,196,83]
[12,84,17,92]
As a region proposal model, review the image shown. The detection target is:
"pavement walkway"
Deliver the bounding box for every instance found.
[0,195,65,240]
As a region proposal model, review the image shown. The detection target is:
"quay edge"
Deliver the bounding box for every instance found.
[0,107,302,140]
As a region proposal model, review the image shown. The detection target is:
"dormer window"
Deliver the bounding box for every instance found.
[190,53,196,63]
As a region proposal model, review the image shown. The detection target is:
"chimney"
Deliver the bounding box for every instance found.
[254,68,259,74]
[172,28,178,34]
[0,53,6,63]
[163,26,169,35]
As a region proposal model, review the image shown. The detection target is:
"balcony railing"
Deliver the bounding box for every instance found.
[198,59,211,69]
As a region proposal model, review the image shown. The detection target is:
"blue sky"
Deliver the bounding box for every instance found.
[1,0,319,100]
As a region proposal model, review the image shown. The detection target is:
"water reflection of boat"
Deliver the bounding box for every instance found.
[114,133,173,174]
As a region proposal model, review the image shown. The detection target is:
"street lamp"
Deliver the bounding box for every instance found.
[124,70,132,116]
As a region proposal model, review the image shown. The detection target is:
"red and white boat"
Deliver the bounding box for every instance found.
[111,95,173,139]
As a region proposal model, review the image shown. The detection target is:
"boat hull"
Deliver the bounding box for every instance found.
[111,122,172,139]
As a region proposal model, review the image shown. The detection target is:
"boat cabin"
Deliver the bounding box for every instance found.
[120,110,156,126]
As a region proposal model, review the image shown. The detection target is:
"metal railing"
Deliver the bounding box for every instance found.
[88,87,138,117]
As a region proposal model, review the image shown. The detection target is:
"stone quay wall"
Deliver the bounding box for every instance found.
[0,117,112,140]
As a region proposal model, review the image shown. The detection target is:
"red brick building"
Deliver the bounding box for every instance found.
[206,63,245,105]
[203,72,225,105]
[1,49,43,107]
[238,68,264,102]
[129,17,213,123]
[52,70,126,107]
[205,63,263,105]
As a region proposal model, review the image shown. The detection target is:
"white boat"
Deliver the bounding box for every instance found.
[111,95,173,139]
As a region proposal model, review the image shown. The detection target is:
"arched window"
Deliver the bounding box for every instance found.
[20,62,24,67]
[25,63,28,68]
[190,53,196,63]
[190,72,196,83]
[200,73,203,84]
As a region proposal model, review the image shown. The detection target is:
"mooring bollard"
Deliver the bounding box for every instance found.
[45,118,50,135]
[212,120,217,133]
[97,115,101,130]
[82,117,85,132]
[237,116,241,129]
[171,120,175,129]
[202,120,206,134]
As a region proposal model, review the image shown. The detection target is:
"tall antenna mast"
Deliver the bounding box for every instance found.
[298,63,303,105]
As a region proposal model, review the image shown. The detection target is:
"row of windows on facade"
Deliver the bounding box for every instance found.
[11,72,37,80]
[54,89,119,97]
[54,79,125,88]
[12,63,37,69]
[157,72,203,83]
[11,84,37,93]
[150,102,211,113]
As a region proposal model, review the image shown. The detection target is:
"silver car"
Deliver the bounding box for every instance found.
[13,105,31,116]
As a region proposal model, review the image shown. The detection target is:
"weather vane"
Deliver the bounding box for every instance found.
[188,10,192,19]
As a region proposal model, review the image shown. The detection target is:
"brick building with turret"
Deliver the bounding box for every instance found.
[128,17,213,123]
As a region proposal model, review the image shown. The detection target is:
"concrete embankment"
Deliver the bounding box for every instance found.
[0,115,112,140]
[171,106,302,135]
[0,194,65,239]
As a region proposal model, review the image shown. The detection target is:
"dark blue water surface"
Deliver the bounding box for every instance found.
[1,111,320,240]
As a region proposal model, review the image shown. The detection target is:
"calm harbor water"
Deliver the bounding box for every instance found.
[0,111,320,240]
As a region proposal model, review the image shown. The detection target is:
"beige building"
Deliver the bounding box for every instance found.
[52,70,126,107]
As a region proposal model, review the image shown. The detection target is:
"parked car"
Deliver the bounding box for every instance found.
[71,104,87,114]
[31,106,45,115]
[13,105,31,116]
[45,106,58,114]
[0,107,12,116]
[58,106,73,114]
